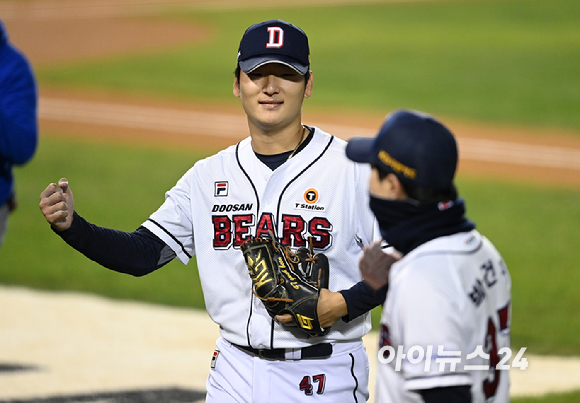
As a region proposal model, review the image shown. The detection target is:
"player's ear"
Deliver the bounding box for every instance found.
[233,76,241,98]
[372,172,407,200]
[304,71,313,99]
[387,174,409,200]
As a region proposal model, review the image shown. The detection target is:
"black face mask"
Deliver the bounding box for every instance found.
[369,195,421,232]
[369,195,475,255]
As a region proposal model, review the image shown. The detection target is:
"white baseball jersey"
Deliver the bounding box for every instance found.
[143,127,379,349]
[375,229,511,403]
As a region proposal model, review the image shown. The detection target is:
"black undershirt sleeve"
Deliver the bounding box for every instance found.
[54,211,174,276]
[339,280,388,322]
[418,385,472,403]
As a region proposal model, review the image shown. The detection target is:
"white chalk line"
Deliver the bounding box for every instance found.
[39,97,580,171]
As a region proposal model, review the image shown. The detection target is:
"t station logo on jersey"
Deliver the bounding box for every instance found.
[294,188,325,212]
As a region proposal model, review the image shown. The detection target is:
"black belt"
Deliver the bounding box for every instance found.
[234,343,333,360]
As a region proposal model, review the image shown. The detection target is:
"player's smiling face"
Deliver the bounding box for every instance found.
[234,63,312,134]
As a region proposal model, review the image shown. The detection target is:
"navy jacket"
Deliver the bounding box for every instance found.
[0,20,38,206]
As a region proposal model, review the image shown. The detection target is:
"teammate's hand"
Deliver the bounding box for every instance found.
[276,289,347,329]
[359,240,400,290]
[39,178,75,232]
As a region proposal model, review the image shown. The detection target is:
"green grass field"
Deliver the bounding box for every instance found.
[2,1,580,399]
[37,0,580,131]
[1,136,209,309]
[2,134,580,359]
[514,390,580,403]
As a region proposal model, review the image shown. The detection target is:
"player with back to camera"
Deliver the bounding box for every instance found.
[346,110,512,403]
[40,20,386,402]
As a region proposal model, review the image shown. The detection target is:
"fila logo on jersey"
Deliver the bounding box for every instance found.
[266,27,284,48]
[214,182,228,197]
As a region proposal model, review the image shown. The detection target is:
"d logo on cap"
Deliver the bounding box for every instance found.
[266,27,284,48]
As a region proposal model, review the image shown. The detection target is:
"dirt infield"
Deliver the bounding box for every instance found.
[3,286,580,402]
[0,286,212,402]
[2,1,580,401]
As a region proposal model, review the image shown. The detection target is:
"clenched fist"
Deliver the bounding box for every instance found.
[39,178,75,232]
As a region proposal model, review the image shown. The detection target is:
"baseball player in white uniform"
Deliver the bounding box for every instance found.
[345,110,512,403]
[40,20,383,402]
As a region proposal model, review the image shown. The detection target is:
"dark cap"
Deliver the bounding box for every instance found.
[346,110,458,190]
[237,20,310,75]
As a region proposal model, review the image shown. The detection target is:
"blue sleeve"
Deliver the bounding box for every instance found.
[0,43,38,165]
[55,211,174,276]
[339,280,388,322]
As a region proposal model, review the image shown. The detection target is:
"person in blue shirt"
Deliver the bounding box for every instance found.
[0,19,38,249]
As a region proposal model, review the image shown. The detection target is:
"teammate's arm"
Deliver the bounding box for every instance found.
[0,44,38,167]
[40,178,174,275]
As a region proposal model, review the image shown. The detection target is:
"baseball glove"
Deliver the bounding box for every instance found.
[241,232,330,337]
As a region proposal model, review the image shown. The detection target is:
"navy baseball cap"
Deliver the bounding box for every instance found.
[238,20,310,75]
[346,110,458,190]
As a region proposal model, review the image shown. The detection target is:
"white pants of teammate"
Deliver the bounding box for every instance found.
[206,337,370,403]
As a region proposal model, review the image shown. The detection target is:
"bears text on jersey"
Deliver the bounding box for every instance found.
[212,211,332,250]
